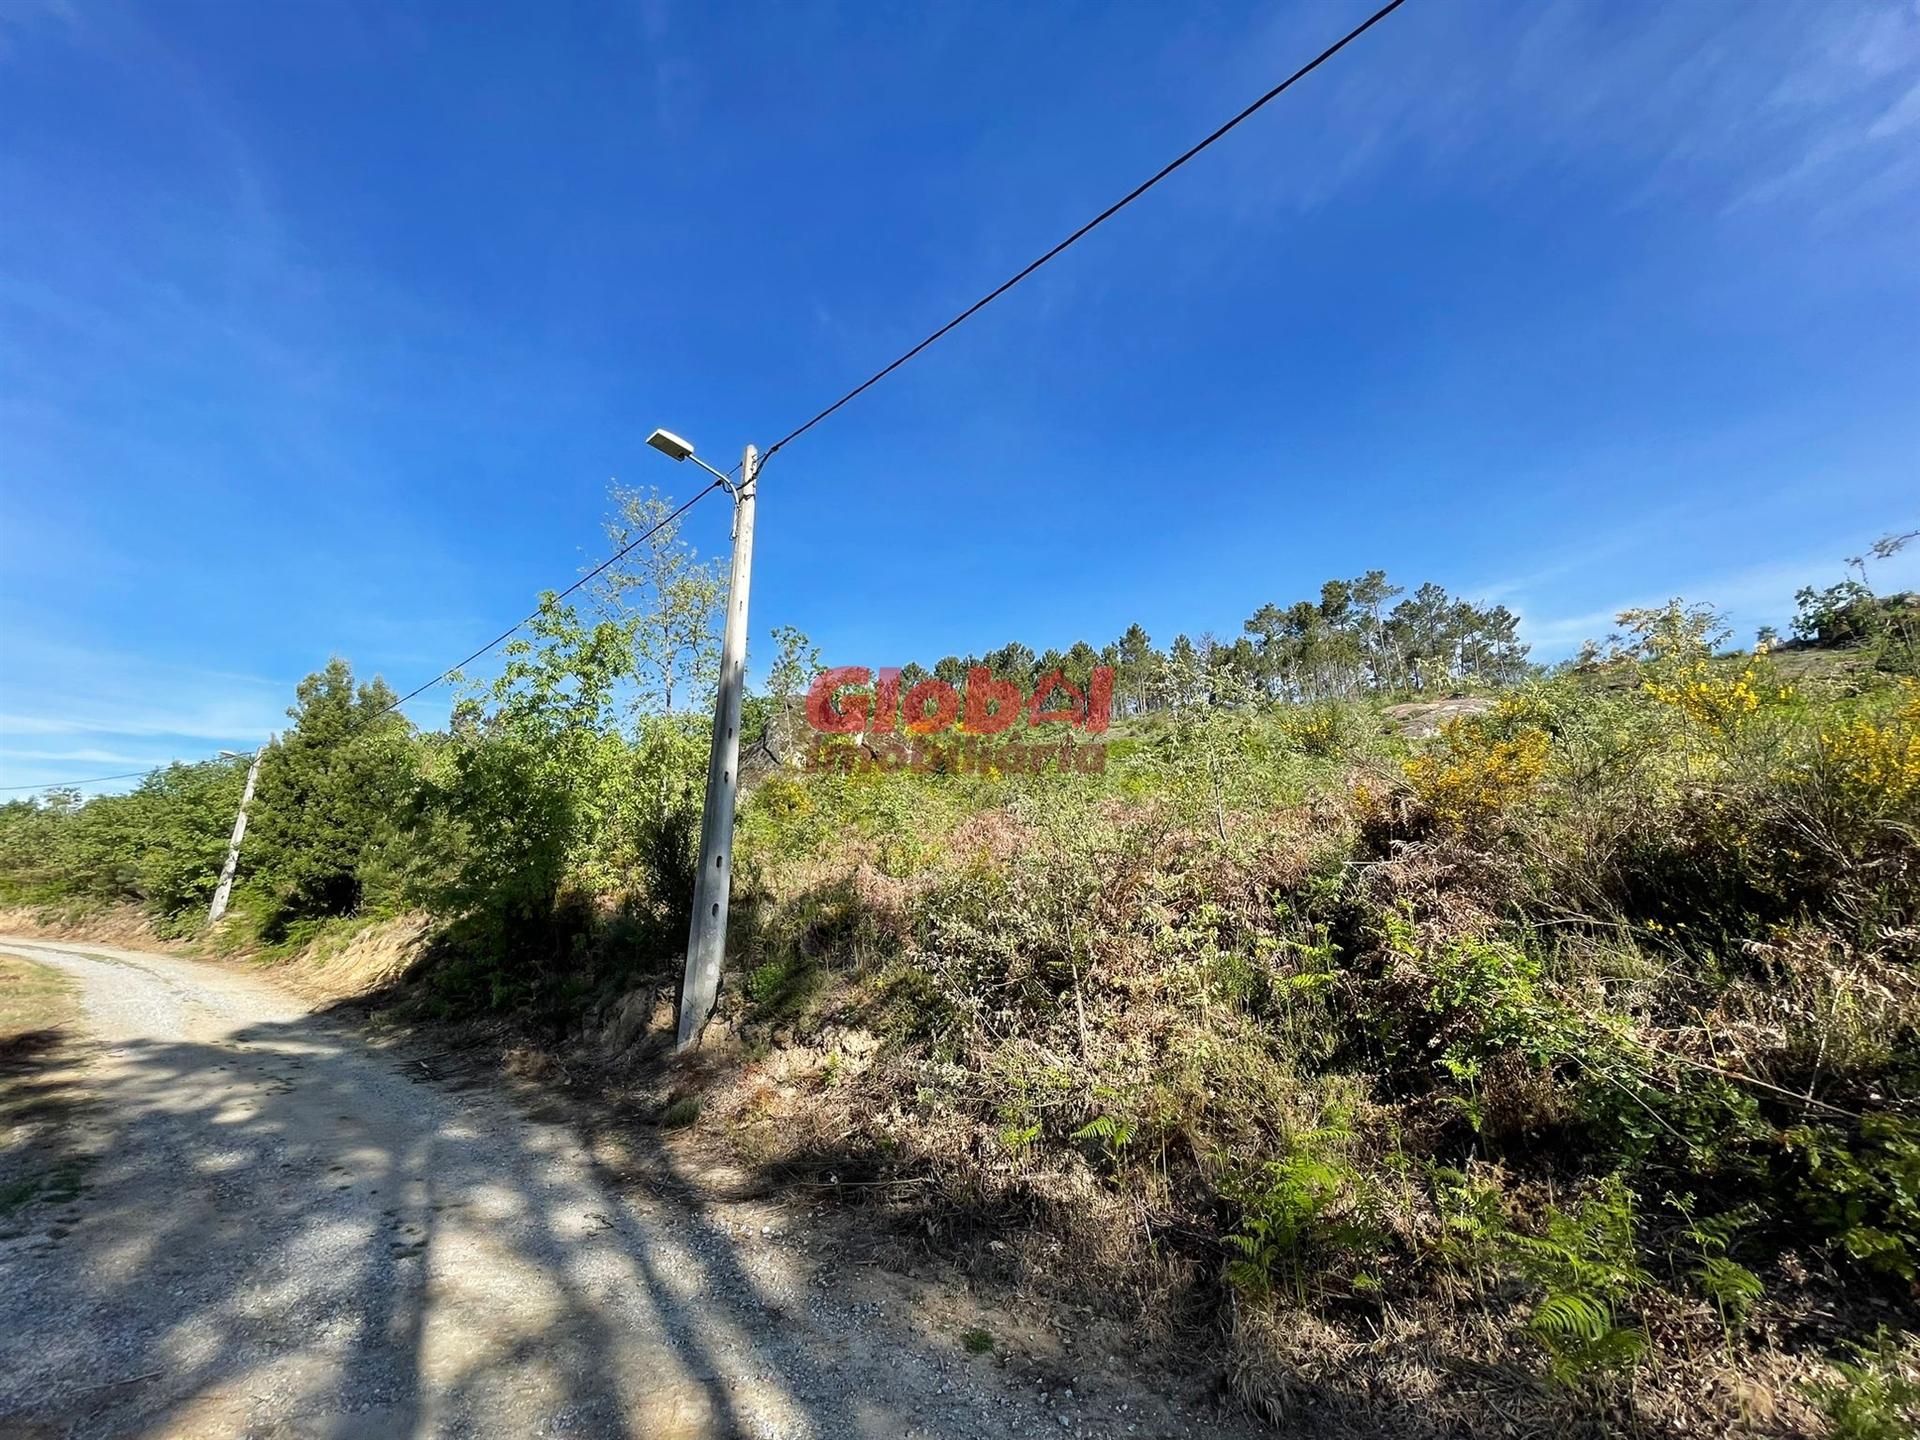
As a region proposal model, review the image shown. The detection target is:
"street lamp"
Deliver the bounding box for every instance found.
[647,427,760,1051]
[646,429,736,488]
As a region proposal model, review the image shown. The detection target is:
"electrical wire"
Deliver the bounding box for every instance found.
[4,0,1416,791]
[759,0,1413,463]
[377,478,725,716]
[0,770,158,793]
[0,479,730,794]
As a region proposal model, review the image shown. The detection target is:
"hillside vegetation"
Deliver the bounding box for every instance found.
[720,629,1920,1437]
[4,510,1919,1438]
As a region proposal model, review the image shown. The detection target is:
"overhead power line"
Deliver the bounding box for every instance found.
[7,3,1411,795]
[0,770,157,794]
[0,480,729,796]
[377,478,725,716]
[760,0,1413,462]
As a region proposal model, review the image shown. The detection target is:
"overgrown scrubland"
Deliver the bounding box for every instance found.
[705,610,1920,1437]
[5,527,1920,1435]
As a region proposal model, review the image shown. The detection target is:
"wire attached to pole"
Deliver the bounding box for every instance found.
[379,479,726,716]
[0,480,730,793]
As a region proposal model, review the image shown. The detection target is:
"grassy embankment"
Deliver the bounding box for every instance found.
[653,642,1920,1438]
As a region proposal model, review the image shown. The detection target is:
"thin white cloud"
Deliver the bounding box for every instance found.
[0,709,278,742]
[1868,77,1920,138]
[1195,0,1920,228]
[1514,539,1920,659]
[0,747,156,766]
[1516,605,1626,654]
[0,634,289,788]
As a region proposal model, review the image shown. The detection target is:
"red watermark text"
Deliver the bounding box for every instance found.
[803,666,1112,776]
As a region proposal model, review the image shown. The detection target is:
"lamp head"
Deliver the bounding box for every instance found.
[645,428,696,462]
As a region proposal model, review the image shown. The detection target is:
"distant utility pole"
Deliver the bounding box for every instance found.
[207,742,267,925]
[644,429,758,1050]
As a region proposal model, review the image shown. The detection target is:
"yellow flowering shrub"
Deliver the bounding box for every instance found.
[1820,680,1920,808]
[1405,721,1550,832]
[1292,709,1340,754]
[1281,703,1351,757]
[1491,691,1556,729]
[1641,652,1783,738]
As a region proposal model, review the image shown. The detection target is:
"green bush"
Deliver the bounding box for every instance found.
[1789,1115,1920,1282]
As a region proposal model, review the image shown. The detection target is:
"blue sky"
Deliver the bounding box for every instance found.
[2,0,1916,792]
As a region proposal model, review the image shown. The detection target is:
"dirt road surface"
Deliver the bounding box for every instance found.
[0,938,1257,1440]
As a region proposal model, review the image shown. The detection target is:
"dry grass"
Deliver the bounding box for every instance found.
[0,901,175,951]
[0,951,76,1042]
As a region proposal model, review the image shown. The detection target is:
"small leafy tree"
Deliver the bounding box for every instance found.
[594,483,723,715]
[411,597,631,942]
[1794,580,1880,648]
[762,623,821,710]
[248,658,415,925]
[0,795,74,901]
[1608,599,1730,666]
[406,591,712,1010]
[743,623,822,753]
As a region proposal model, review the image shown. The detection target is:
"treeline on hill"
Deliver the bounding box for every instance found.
[890,571,1531,714]
[4,503,1920,1437]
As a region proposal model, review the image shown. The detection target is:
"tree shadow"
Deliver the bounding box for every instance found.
[0,988,1065,1439]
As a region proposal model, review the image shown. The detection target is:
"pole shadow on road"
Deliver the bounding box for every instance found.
[0,1000,947,1439]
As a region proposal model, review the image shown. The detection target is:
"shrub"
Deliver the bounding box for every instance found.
[1404,720,1549,832]
[1641,652,1780,739]
[1788,1114,1920,1282]
[1819,680,1920,811]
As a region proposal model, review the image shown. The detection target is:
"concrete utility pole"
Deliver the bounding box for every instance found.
[677,444,758,1049]
[207,743,266,925]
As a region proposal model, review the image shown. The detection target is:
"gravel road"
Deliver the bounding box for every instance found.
[0,938,1262,1440]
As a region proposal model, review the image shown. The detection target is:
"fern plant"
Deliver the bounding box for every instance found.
[1431,1164,1509,1283]
[1225,1117,1383,1307]
[1505,1176,1651,1386]
[1666,1193,1763,1336]
[1071,1112,1136,1168]
[1812,1328,1920,1440]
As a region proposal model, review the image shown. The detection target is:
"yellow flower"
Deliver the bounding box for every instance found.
[1820,703,1920,807]
[1643,655,1777,736]
[1405,722,1549,831]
